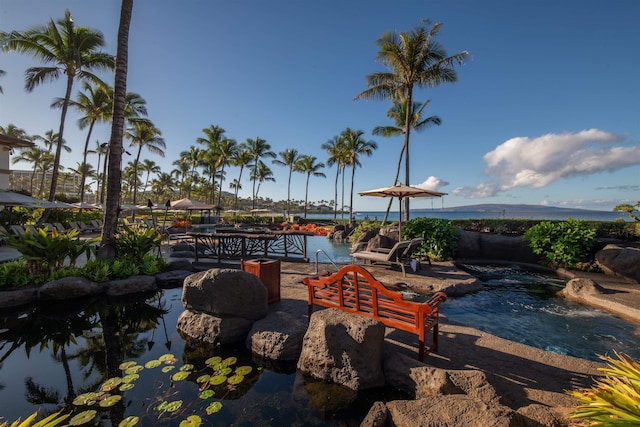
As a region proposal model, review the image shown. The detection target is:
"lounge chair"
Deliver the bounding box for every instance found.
[53,222,68,232]
[10,225,26,238]
[90,219,103,230]
[0,225,9,245]
[69,221,97,234]
[351,237,425,276]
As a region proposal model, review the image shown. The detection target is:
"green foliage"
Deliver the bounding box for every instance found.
[5,227,98,282]
[113,224,162,264]
[613,201,640,222]
[524,218,596,268]
[0,259,31,288]
[80,259,111,282]
[141,254,167,275]
[0,411,70,427]
[569,351,640,425]
[111,258,141,279]
[350,220,382,242]
[402,218,458,261]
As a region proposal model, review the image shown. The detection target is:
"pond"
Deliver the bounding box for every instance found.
[444,264,640,362]
[0,288,405,426]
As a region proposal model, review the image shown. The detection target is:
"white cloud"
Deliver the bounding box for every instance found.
[452,183,500,198]
[482,129,639,191]
[414,176,449,191]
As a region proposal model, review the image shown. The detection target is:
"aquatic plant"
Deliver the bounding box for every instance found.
[67,353,255,425]
[0,411,69,427]
[569,351,640,425]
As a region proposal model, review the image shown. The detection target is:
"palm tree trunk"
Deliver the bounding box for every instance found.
[80,119,97,205]
[382,142,407,225]
[349,165,356,224]
[216,164,225,207]
[100,0,133,259]
[132,147,142,220]
[403,87,413,222]
[304,173,310,218]
[341,165,345,221]
[286,168,292,216]
[333,167,339,220]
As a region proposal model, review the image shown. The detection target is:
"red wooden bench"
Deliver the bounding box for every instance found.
[303,264,447,361]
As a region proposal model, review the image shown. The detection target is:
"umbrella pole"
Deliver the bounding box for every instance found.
[398,197,402,239]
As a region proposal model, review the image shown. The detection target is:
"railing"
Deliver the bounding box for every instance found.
[315,248,340,275]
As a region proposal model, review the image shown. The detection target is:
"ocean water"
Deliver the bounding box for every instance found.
[311,209,627,222]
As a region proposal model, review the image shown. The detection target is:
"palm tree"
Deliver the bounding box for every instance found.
[197,125,226,203]
[372,98,441,223]
[34,130,71,154]
[230,144,252,209]
[100,0,133,256]
[52,81,111,205]
[295,155,326,218]
[354,21,466,220]
[150,172,177,202]
[126,120,165,209]
[0,124,30,140]
[214,138,238,207]
[94,140,108,199]
[245,137,276,209]
[178,147,203,199]
[322,136,348,220]
[341,128,377,223]
[273,148,300,216]
[0,69,4,93]
[139,159,160,198]
[250,161,275,202]
[11,146,45,194]
[1,10,114,212]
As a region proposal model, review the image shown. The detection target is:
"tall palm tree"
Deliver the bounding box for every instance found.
[230,144,252,209]
[246,137,276,209]
[179,147,203,199]
[139,159,160,198]
[372,98,441,223]
[0,124,30,139]
[214,138,238,207]
[150,172,177,202]
[250,161,275,202]
[197,125,226,203]
[1,10,114,210]
[52,81,111,205]
[100,0,133,256]
[11,146,45,194]
[171,159,191,198]
[126,120,165,209]
[321,136,348,220]
[273,148,300,216]
[36,152,55,197]
[34,130,71,154]
[354,21,466,220]
[0,69,4,93]
[295,155,326,218]
[341,128,377,223]
[94,140,108,199]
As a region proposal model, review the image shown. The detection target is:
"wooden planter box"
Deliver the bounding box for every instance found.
[241,258,281,303]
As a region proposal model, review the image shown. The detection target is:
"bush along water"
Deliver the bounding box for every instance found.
[524,218,597,270]
[402,218,458,261]
[1,224,168,289]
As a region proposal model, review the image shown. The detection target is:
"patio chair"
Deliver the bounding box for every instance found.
[90,219,103,230]
[351,237,425,277]
[0,225,9,245]
[53,222,68,232]
[69,221,96,234]
[10,225,26,238]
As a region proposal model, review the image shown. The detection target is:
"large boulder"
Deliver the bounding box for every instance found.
[38,277,105,300]
[182,269,268,320]
[383,352,500,404]
[456,229,538,263]
[246,311,306,361]
[297,308,385,391]
[386,395,521,427]
[176,309,254,345]
[595,244,640,283]
[105,275,156,296]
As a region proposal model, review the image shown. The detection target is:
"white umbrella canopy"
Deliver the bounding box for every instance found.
[71,202,99,209]
[170,198,207,210]
[359,184,446,236]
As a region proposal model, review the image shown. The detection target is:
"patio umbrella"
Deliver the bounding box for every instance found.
[71,202,99,209]
[359,184,446,237]
[170,198,207,210]
[0,190,45,206]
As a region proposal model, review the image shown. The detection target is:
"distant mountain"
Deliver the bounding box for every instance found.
[418,204,606,213]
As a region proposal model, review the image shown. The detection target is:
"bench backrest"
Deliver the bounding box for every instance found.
[304,264,440,332]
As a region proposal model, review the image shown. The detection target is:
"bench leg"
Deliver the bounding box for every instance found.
[418,338,425,361]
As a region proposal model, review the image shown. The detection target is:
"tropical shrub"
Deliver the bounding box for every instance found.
[350,220,382,242]
[402,218,458,261]
[569,351,640,425]
[113,224,162,264]
[0,259,31,288]
[524,219,596,268]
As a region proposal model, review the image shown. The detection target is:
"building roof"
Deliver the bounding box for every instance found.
[0,133,34,149]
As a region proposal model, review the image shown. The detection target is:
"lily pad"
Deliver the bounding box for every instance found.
[69,410,97,425]
[99,394,122,407]
[119,383,135,391]
[227,374,244,385]
[122,374,139,383]
[209,375,227,386]
[223,356,237,366]
[205,356,222,366]
[180,363,194,372]
[125,365,144,375]
[100,377,123,392]
[199,390,215,399]
[205,401,223,415]
[179,415,202,427]
[219,367,233,376]
[196,374,210,384]
[161,365,175,373]
[118,416,139,427]
[164,400,183,413]
[235,366,253,376]
[73,392,102,406]
[172,371,190,381]
[119,361,137,370]
[145,359,161,369]
[158,353,175,362]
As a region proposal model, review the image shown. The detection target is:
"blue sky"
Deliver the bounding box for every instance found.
[1,0,638,212]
